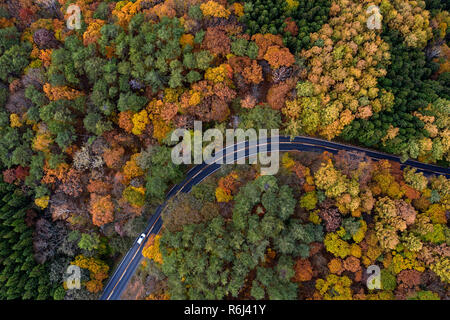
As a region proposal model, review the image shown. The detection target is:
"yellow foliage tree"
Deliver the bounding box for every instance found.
[33,133,53,153]
[142,235,163,265]
[131,109,149,135]
[9,114,22,128]
[43,83,83,101]
[83,19,106,46]
[123,153,144,180]
[380,0,432,48]
[146,99,173,142]
[71,255,109,293]
[179,34,194,48]
[112,0,142,29]
[35,195,50,209]
[215,186,233,202]
[296,0,392,139]
[200,1,230,18]
[205,64,231,83]
[315,274,353,300]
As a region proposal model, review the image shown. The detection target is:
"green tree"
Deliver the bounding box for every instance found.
[78,233,100,252]
[0,180,57,299]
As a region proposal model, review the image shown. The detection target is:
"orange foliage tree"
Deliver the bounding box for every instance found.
[122,153,144,180]
[43,83,84,101]
[71,254,109,293]
[103,146,125,169]
[89,194,114,227]
[293,258,313,282]
[263,45,295,69]
[118,110,134,133]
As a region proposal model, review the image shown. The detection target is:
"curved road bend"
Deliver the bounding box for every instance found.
[100,136,450,300]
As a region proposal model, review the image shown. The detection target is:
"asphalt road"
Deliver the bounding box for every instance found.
[99,136,450,300]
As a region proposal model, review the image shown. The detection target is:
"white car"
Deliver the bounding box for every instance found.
[137,233,146,245]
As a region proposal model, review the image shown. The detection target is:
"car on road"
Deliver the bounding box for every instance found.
[137,233,146,245]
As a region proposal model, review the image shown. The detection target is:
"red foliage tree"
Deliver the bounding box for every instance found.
[318,200,342,232]
[2,169,16,184]
[293,258,313,282]
[266,78,296,110]
[87,179,113,195]
[14,165,29,181]
[396,270,422,300]
[283,18,298,36]
[18,7,35,26]
[202,27,231,56]
[57,168,83,197]
[103,146,126,169]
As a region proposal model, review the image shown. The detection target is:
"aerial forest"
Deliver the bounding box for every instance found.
[138,151,450,300]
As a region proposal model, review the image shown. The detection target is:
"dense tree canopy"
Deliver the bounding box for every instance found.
[142,151,449,300]
[0,179,58,299]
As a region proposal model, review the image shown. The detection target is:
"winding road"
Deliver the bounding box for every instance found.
[99,136,450,300]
